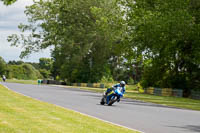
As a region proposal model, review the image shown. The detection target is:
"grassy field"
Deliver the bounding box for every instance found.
[0,84,138,133]
[5,79,38,85]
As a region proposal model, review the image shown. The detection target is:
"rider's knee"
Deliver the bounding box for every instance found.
[106,88,112,94]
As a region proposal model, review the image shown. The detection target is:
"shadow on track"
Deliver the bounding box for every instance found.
[121,98,181,109]
[168,125,200,132]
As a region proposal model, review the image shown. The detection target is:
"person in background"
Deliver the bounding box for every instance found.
[2,75,6,82]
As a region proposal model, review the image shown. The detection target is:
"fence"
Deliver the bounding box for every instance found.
[42,80,66,85]
[42,80,105,89]
[70,83,105,88]
[143,87,183,97]
[42,80,187,98]
[191,91,200,100]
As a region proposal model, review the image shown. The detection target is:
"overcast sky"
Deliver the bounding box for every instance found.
[0,0,51,63]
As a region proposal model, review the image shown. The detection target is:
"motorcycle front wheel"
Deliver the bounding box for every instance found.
[108,96,118,106]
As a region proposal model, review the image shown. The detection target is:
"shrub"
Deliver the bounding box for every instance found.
[127,77,134,85]
[7,64,43,80]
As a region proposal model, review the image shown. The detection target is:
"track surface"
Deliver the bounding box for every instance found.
[2,82,200,133]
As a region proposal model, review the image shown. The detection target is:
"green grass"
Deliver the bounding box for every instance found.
[126,85,138,91]
[2,79,38,85]
[0,85,138,133]
[125,92,200,111]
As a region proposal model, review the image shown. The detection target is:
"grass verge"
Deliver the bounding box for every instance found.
[4,79,38,85]
[125,92,200,111]
[0,84,138,133]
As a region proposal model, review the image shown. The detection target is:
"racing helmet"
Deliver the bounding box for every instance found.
[120,81,126,87]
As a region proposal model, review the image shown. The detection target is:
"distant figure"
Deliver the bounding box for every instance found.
[38,79,42,85]
[2,75,6,82]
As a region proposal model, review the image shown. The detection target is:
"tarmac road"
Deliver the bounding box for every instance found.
[2,82,200,133]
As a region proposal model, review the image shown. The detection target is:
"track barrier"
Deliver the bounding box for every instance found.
[143,87,183,97]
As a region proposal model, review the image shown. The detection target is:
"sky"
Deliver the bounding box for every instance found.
[0,0,51,63]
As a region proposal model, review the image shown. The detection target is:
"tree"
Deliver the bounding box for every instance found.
[26,62,40,70]
[7,63,42,80]
[124,0,200,96]
[0,56,6,76]
[0,0,17,5]
[8,60,24,65]
[39,58,52,78]
[39,58,52,70]
[39,69,50,79]
[8,0,126,83]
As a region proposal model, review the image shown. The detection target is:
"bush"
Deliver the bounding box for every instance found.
[39,69,50,78]
[99,76,116,88]
[127,77,134,85]
[0,56,6,75]
[137,82,144,93]
[100,75,114,83]
[7,64,43,80]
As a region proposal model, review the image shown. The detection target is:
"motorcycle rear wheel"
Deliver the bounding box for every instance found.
[100,98,105,105]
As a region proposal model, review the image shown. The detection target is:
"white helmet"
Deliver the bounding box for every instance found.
[120,81,126,87]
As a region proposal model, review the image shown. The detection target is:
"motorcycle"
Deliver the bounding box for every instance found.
[100,87,123,106]
[2,75,6,82]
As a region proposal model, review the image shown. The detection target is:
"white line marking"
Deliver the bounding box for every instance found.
[1,83,145,133]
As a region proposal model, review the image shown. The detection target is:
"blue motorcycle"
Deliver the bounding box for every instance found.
[100,87,123,106]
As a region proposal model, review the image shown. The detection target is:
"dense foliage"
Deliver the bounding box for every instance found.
[0,57,6,76]
[6,0,200,96]
[0,0,16,5]
[124,0,200,96]
[8,0,126,83]
[7,63,42,80]
[0,57,53,80]
[39,58,52,78]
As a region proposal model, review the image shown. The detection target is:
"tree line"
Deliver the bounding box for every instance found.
[0,57,53,80]
[2,0,200,96]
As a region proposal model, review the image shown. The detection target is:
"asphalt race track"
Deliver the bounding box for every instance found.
[2,82,200,133]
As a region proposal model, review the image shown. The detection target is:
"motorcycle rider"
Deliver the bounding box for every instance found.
[105,81,126,104]
[2,75,6,82]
